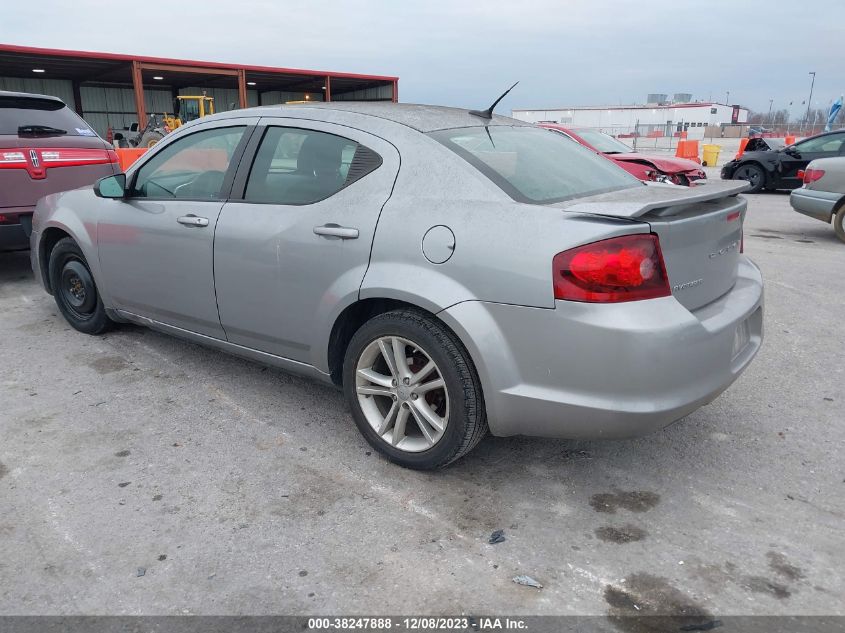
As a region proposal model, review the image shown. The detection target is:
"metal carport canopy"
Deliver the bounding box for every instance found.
[0,43,399,123]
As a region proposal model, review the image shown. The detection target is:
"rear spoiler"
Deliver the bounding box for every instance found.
[555,180,750,219]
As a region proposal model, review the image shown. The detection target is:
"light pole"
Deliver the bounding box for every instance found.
[805,71,816,131]
[767,99,773,125]
[725,90,730,105]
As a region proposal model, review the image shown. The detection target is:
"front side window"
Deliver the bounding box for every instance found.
[793,133,845,154]
[432,126,640,204]
[130,126,246,199]
[244,127,380,205]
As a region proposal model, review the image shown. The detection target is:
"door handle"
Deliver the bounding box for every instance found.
[313,224,359,239]
[177,215,209,227]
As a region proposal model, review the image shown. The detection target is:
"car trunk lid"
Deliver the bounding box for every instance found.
[552,181,749,310]
[0,133,118,209]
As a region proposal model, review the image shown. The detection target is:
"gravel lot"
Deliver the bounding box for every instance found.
[1,188,843,618]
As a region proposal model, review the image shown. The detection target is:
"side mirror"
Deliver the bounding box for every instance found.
[94,173,127,199]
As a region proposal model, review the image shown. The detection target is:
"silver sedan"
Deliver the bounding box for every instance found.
[31,103,764,469]
[790,156,845,243]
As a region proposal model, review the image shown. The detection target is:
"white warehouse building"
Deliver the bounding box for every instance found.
[511,101,749,140]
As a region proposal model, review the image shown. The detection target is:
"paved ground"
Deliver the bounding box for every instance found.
[1,190,843,619]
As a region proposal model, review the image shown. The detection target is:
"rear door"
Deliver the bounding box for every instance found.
[779,132,845,188]
[213,118,398,365]
[98,119,256,338]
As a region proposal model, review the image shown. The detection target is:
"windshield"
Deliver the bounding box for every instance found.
[0,96,97,137]
[571,129,633,154]
[431,126,640,204]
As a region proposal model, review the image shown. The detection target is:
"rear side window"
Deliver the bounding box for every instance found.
[794,133,845,154]
[244,126,382,205]
[431,125,640,204]
[0,95,96,137]
[130,126,246,199]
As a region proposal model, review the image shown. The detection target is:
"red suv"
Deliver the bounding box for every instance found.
[540,123,706,186]
[1,91,120,251]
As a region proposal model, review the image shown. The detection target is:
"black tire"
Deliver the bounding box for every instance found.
[834,205,845,244]
[732,162,766,193]
[48,237,113,335]
[342,309,487,470]
[139,131,164,148]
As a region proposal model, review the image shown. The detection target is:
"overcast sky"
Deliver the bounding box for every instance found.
[2,0,842,116]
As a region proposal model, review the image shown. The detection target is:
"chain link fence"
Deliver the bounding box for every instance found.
[554,122,844,163]
[565,122,843,149]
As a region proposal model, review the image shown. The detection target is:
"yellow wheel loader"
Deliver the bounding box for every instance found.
[135,95,216,148]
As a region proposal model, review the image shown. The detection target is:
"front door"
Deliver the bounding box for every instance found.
[213,119,399,365]
[779,131,845,188]
[98,120,255,338]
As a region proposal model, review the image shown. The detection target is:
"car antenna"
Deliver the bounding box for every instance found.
[469,81,519,120]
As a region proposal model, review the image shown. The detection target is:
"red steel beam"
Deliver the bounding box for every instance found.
[325,75,332,102]
[131,60,146,128]
[139,62,239,77]
[237,69,248,109]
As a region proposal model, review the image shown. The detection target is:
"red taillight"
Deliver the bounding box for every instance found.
[553,234,671,303]
[38,148,115,167]
[0,147,116,179]
[802,168,825,184]
[0,150,27,168]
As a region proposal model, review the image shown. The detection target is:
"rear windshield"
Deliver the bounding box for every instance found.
[571,129,633,154]
[0,96,97,137]
[431,126,640,204]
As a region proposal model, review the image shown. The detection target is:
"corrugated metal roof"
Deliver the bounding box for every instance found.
[0,43,398,82]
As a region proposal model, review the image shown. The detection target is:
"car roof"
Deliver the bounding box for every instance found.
[801,129,845,140]
[214,102,529,133]
[0,90,66,103]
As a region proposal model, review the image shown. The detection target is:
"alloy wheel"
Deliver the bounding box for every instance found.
[355,336,449,452]
[736,165,762,186]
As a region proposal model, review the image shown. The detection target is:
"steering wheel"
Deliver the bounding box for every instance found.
[173,170,227,198]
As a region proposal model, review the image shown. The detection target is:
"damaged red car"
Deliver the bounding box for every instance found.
[540,124,706,186]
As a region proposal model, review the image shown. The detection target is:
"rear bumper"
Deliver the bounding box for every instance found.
[440,257,764,439]
[0,206,34,251]
[0,223,28,251]
[789,188,839,223]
